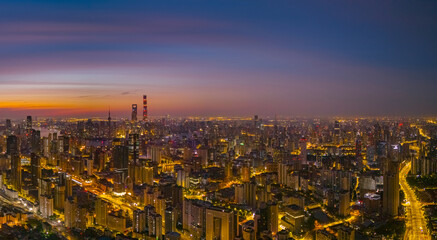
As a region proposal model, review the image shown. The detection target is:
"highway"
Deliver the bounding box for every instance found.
[400,162,430,240]
[0,191,73,239]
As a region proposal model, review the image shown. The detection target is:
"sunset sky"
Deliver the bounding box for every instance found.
[1,1,437,119]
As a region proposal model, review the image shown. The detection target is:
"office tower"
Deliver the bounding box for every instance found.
[26,116,32,130]
[96,198,109,226]
[383,157,400,217]
[205,207,236,240]
[132,104,138,122]
[165,207,176,234]
[133,209,146,233]
[143,94,148,121]
[113,145,129,169]
[30,153,41,187]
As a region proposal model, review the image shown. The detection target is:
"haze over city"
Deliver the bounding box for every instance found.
[1,1,437,118]
[1,2,437,240]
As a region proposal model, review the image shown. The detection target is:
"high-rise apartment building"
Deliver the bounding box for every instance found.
[205,207,236,240]
[383,157,400,217]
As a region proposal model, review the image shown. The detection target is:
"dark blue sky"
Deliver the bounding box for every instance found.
[1,0,437,117]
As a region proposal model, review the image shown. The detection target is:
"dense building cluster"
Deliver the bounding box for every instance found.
[0,107,436,240]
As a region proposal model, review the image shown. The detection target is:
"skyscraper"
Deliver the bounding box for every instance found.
[108,108,112,138]
[267,201,279,235]
[128,133,139,183]
[383,157,400,217]
[132,104,138,122]
[143,95,148,121]
[334,120,340,145]
[113,145,129,169]
[26,116,32,131]
[8,135,21,191]
[133,209,146,233]
[96,198,109,226]
[205,207,236,240]
[5,119,12,135]
[30,153,41,187]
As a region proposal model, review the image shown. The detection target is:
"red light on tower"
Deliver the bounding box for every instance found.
[143,95,147,121]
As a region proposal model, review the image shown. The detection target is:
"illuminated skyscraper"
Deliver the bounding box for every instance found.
[143,95,148,121]
[132,104,138,122]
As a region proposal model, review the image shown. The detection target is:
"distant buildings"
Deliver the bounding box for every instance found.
[0,112,431,239]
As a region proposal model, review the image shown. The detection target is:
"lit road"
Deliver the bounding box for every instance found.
[400,162,430,240]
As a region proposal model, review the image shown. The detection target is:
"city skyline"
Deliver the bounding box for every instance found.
[1,1,437,118]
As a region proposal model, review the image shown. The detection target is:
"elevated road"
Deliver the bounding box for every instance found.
[400,162,430,240]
